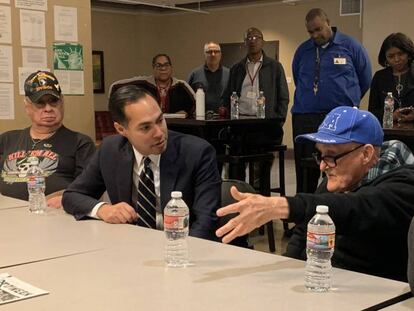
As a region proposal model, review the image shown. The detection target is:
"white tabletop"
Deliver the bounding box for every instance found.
[0,194,28,210]
[0,207,155,268]
[0,226,410,310]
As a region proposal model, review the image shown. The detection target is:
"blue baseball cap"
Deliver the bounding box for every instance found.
[295,106,384,146]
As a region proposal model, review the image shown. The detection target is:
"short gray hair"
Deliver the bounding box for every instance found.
[203,41,221,53]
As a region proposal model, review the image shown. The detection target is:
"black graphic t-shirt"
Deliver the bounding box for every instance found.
[0,126,95,200]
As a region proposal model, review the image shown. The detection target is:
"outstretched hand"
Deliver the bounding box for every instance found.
[215,186,289,244]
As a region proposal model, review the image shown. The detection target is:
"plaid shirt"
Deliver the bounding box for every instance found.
[362,140,414,185]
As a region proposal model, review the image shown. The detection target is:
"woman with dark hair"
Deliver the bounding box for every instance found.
[369,32,414,123]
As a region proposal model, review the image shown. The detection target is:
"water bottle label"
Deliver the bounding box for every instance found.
[164,215,188,230]
[306,232,335,250]
[27,176,44,187]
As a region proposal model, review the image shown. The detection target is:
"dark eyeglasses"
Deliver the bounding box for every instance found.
[312,144,365,168]
[153,62,171,70]
[245,35,263,41]
[205,50,221,55]
[32,97,61,109]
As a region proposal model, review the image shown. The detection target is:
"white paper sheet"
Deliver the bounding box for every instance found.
[54,6,77,42]
[0,273,49,305]
[22,48,47,68]
[15,0,47,11]
[20,9,45,47]
[54,69,84,95]
[0,83,14,119]
[0,6,12,44]
[0,45,13,82]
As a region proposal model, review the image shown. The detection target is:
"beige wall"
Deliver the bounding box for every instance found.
[0,0,94,140]
[92,0,362,147]
[363,0,414,74]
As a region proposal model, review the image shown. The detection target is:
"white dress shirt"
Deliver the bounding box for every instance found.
[239,54,263,116]
[89,147,163,229]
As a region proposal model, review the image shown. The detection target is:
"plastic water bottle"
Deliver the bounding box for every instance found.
[383,92,394,129]
[256,91,265,119]
[305,205,335,292]
[164,191,189,267]
[195,87,205,119]
[230,91,239,119]
[27,164,47,214]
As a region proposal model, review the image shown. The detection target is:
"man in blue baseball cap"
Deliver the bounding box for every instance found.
[216,106,414,281]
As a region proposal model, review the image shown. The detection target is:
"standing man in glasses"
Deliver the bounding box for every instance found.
[187,41,229,114]
[223,27,288,129]
[292,8,372,194]
[216,106,414,281]
[222,27,289,180]
[0,70,95,207]
[110,54,195,118]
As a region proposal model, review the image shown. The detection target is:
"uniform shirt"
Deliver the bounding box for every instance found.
[292,27,372,114]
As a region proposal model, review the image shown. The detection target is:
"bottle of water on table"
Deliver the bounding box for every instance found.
[230,91,239,119]
[27,164,47,214]
[164,191,189,267]
[305,205,335,292]
[256,91,266,119]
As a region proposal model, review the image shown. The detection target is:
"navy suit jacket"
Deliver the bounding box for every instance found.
[62,130,221,240]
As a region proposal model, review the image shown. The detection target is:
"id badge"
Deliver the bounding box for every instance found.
[334,57,347,65]
[246,91,256,99]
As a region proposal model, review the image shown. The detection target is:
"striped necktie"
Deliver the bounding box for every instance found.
[136,157,156,229]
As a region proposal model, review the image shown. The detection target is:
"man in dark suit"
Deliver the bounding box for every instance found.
[62,85,220,240]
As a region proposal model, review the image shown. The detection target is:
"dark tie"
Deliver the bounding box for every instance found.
[136,157,156,229]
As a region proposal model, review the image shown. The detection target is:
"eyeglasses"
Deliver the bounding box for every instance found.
[245,35,263,42]
[32,97,61,109]
[312,144,365,168]
[153,62,171,70]
[205,50,221,55]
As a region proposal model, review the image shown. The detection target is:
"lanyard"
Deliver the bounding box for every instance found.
[313,47,321,95]
[246,61,262,86]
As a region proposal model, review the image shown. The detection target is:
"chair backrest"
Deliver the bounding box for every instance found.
[95,111,117,141]
[221,179,256,207]
[220,179,256,248]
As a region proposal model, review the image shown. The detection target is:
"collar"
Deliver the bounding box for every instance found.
[361,140,414,185]
[204,63,222,72]
[144,75,181,88]
[132,146,161,168]
[246,54,263,65]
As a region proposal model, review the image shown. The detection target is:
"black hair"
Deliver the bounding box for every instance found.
[108,85,155,126]
[378,32,414,67]
[305,8,329,24]
[152,54,172,67]
[244,27,263,39]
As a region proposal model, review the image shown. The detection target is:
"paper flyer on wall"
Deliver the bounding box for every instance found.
[0,273,48,305]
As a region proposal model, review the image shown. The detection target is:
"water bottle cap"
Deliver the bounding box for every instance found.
[316,205,329,213]
[171,191,182,198]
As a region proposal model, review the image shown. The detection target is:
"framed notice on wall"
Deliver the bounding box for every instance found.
[92,50,104,93]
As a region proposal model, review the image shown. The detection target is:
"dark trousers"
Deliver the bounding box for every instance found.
[292,113,326,193]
